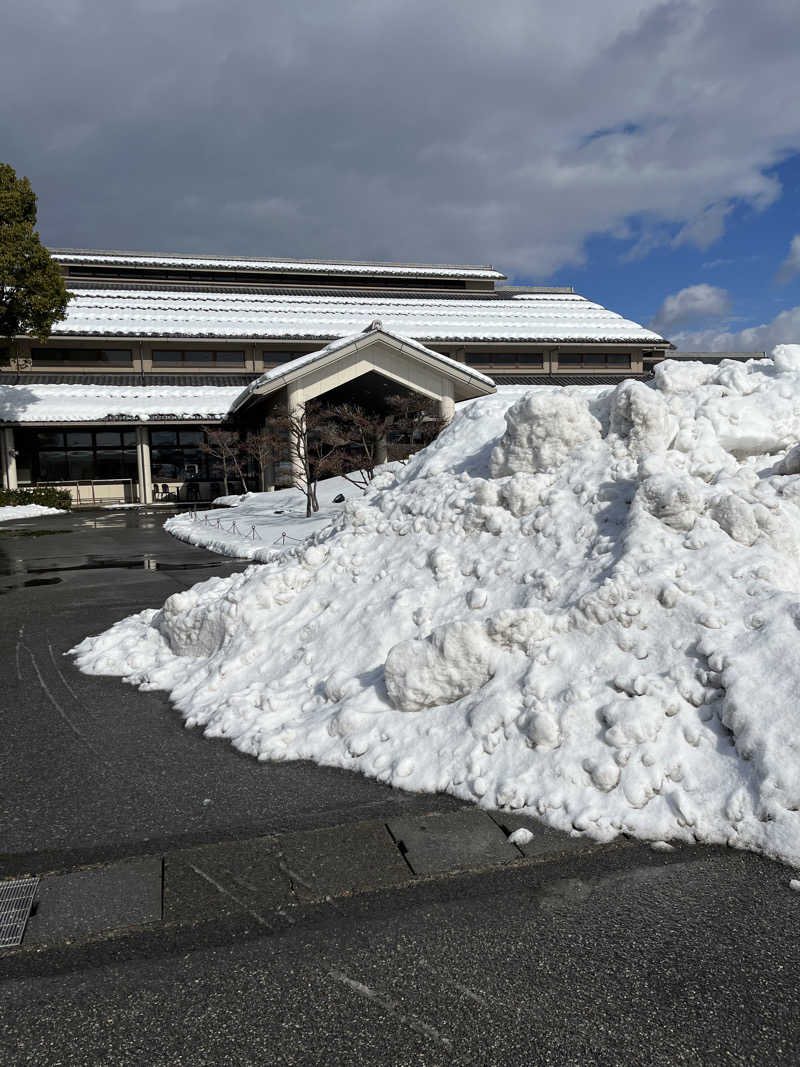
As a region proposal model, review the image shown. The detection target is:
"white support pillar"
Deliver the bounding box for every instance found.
[286,382,306,489]
[438,380,456,423]
[136,426,153,504]
[2,427,18,490]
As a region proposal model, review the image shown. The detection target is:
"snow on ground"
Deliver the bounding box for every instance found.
[0,504,65,521]
[164,477,357,562]
[72,349,800,866]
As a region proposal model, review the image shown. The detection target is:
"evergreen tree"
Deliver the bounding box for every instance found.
[0,163,71,352]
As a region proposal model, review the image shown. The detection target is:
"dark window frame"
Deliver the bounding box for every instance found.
[557,353,632,369]
[466,352,545,368]
[151,349,246,367]
[30,348,133,365]
[30,428,139,482]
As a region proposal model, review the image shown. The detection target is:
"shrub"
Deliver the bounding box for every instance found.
[0,486,72,509]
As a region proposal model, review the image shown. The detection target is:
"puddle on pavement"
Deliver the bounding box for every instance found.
[0,528,73,538]
[0,556,229,581]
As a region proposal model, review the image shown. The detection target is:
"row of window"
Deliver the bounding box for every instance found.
[29,348,302,367]
[27,348,634,369]
[465,353,632,369]
[557,354,632,368]
[14,427,224,484]
[467,354,544,367]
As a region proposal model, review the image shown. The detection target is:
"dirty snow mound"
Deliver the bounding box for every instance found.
[72,351,800,865]
[0,504,66,520]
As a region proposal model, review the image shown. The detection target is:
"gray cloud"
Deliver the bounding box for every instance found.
[777,235,800,283]
[670,305,800,352]
[3,0,800,279]
[651,283,731,333]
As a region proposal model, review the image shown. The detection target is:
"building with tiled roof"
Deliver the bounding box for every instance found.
[0,249,673,505]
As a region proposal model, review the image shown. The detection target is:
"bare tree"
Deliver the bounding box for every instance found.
[316,403,389,490]
[241,428,279,492]
[385,394,446,461]
[200,428,251,495]
[258,401,341,516]
[237,393,448,515]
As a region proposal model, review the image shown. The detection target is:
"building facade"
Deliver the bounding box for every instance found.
[0,249,673,504]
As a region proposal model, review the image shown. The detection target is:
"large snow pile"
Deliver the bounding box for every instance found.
[164,477,356,562]
[0,504,65,520]
[72,350,800,865]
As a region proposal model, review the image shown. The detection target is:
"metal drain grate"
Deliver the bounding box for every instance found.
[0,876,40,948]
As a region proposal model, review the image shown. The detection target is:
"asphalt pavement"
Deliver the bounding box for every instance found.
[2,507,799,1065]
[0,507,460,876]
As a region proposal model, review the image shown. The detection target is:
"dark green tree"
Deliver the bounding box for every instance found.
[0,163,70,359]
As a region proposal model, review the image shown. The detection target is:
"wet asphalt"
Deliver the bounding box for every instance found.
[2,508,800,1065]
[0,507,459,875]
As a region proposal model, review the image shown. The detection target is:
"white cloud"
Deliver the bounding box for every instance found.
[672,202,733,251]
[670,305,800,352]
[3,0,800,274]
[777,235,800,283]
[651,284,731,333]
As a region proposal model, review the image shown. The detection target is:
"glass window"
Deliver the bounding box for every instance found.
[67,450,95,479]
[558,352,632,368]
[27,427,140,483]
[38,452,68,481]
[151,349,244,366]
[151,430,178,446]
[516,354,544,366]
[95,449,124,478]
[31,348,132,365]
[37,431,65,448]
[66,431,93,447]
[95,431,122,448]
[151,449,183,480]
[178,430,205,447]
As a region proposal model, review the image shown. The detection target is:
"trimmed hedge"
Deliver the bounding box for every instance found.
[0,486,72,510]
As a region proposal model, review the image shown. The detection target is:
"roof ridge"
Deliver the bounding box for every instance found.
[51,248,503,276]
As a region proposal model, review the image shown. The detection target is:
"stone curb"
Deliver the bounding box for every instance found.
[0,809,629,976]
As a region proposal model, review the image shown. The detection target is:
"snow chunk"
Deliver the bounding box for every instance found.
[384,622,496,713]
[772,345,800,374]
[490,391,601,476]
[610,380,677,455]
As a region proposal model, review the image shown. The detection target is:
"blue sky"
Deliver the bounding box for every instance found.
[548,153,800,348]
[2,0,800,351]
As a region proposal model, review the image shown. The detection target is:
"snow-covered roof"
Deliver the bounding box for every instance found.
[52,249,504,281]
[53,288,668,345]
[232,323,496,412]
[0,384,243,424]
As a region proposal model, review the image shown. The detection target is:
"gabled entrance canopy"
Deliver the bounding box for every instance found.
[229,321,496,422]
